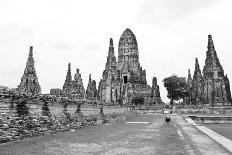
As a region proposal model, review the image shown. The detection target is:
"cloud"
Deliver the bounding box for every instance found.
[137,0,218,25]
[49,40,73,50]
[85,43,101,51]
[0,22,36,48]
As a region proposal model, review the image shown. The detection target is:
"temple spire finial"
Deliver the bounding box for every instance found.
[195,58,200,69]
[68,63,71,71]
[188,69,192,79]
[30,46,33,52]
[89,74,92,82]
[108,38,115,56]
[207,34,215,50]
[195,57,198,63]
[110,38,113,46]
[29,46,33,58]
[65,63,72,82]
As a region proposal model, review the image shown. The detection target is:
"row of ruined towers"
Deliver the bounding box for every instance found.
[186,35,231,106]
[17,28,162,105]
[16,29,232,106]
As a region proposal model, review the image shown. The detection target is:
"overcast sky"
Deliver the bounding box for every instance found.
[0,0,232,102]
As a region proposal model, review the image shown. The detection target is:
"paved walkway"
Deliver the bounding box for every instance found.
[173,114,230,155]
[184,116,232,152]
[0,113,231,155]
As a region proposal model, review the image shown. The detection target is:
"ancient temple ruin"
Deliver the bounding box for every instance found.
[187,35,231,106]
[202,35,231,105]
[62,63,85,99]
[151,76,162,104]
[17,46,41,95]
[192,58,204,104]
[86,74,98,100]
[99,28,161,105]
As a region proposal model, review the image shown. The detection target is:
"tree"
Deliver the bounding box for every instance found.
[163,75,188,105]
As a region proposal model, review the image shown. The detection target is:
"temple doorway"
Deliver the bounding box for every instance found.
[123,76,128,84]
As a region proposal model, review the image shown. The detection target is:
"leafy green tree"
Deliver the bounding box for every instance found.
[163,75,188,105]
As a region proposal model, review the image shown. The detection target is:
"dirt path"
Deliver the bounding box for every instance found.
[173,114,230,155]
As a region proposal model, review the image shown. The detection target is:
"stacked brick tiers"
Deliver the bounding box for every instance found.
[17,46,41,95]
[86,74,97,100]
[62,63,85,100]
[99,28,162,105]
[187,35,232,106]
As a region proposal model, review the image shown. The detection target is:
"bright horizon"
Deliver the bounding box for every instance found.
[1,0,232,102]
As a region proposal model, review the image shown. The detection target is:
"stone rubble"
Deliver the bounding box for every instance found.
[0,109,138,144]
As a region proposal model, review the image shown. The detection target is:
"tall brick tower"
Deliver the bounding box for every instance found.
[192,58,204,104]
[202,35,231,105]
[118,28,140,72]
[63,63,72,95]
[100,38,118,103]
[18,46,41,95]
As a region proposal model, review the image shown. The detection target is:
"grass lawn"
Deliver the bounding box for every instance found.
[204,124,232,141]
[155,123,189,154]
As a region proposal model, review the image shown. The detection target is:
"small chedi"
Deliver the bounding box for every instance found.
[50,63,85,100]
[187,35,232,106]
[99,28,162,105]
[17,46,41,95]
[62,63,85,99]
[151,76,162,104]
[86,74,98,100]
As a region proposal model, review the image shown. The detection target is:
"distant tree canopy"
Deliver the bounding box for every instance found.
[163,75,188,105]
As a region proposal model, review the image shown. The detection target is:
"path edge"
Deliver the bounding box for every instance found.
[184,115,232,153]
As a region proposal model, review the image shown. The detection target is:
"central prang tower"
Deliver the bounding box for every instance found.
[99,28,162,105]
[118,28,140,73]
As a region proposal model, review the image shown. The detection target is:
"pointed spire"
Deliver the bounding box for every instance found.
[187,69,192,88]
[89,74,92,81]
[203,34,223,77]
[88,74,92,87]
[29,46,33,57]
[193,58,203,80]
[108,38,115,56]
[27,46,34,66]
[65,63,72,81]
[207,34,215,50]
[152,76,157,86]
[188,69,192,80]
[110,38,113,46]
[68,63,71,71]
[195,58,200,70]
